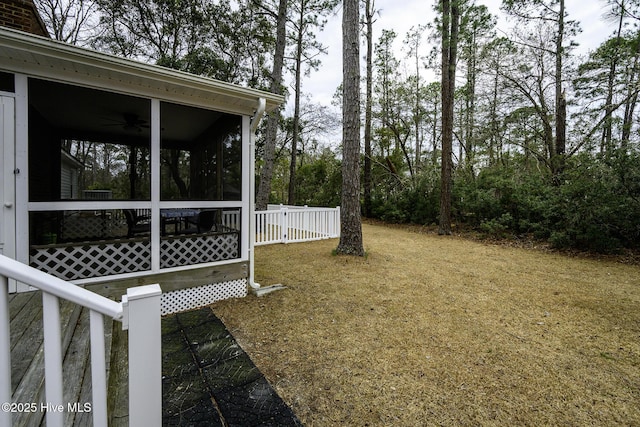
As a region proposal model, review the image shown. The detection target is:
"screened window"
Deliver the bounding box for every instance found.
[28,79,151,201]
[160,102,242,201]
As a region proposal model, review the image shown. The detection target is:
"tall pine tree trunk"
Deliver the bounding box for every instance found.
[553,0,566,177]
[622,34,640,147]
[288,2,305,205]
[602,1,625,153]
[256,0,288,211]
[336,0,364,256]
[439,0,459,235]
[363,0,374,217]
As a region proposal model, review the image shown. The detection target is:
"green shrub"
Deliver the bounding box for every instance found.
[371,199,407,223]
[366,150,640,253]
[479,213,514,238]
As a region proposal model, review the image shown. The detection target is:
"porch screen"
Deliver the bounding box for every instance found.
[28,79,151,201]
[160,102,242,201]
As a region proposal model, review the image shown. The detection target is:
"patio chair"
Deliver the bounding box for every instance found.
[180,210,217,234]
[124,209,151,237]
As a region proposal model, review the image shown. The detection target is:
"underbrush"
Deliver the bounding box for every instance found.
[369,151,640,254]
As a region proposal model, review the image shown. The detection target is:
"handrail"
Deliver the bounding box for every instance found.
[0,254,123,320]
[1,254,161,427]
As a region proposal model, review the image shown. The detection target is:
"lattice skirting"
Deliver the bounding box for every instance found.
[30,240,151,281]
[160,232,239,268]
[161,279,247,315]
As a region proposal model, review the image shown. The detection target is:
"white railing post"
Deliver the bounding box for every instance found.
[42,292,64,427]
[0,276,11,427]
[89,310,108,427]
[122,284,162,427]
[280,207,288,243]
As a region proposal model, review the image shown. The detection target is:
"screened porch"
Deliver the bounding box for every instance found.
[26,78,248,282]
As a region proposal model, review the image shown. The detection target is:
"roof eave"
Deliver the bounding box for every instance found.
[0,27,284,115]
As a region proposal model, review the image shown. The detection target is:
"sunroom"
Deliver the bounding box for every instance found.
[0,27,282,309]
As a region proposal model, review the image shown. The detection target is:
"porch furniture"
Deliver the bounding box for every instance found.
[180,210,217,234]
[160,208,200,235]
[123,209,151,238]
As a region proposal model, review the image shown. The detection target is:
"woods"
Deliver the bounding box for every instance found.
[35,0,640,253]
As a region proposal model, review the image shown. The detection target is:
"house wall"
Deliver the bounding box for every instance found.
[0,0,48,37]
[60,166,75,199]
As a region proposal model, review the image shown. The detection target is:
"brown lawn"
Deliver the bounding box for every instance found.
[211,222,640,426]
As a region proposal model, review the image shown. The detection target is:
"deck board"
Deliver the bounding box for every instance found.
[9,291,41,352]
[9,292,45,394]
[107,320,129,427]
[62,307,90,427]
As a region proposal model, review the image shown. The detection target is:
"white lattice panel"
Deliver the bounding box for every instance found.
[160,279,247,315]
[160,233,239,268]
[30,240,151,280]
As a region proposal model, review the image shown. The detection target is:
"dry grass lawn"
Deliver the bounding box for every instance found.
[211,222,640,426]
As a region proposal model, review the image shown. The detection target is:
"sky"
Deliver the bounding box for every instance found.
[298,0,616,111]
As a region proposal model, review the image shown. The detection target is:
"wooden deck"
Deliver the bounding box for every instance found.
[9,291,301,427]
[7,289,301,426]
[8,290,122,427]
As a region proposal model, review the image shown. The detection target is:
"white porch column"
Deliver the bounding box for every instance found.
[150,100,161,272]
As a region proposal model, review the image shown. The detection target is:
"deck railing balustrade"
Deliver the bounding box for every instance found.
[0,254,161,427]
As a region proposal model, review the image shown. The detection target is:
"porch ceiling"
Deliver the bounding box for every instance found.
[29,78,223,144]
[0,27,283,117]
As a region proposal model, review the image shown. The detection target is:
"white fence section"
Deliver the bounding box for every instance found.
[0,255,161,427]
[222,209,241,230]
[255,205,340,245]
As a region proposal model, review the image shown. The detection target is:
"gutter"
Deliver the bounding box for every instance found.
[248,98,266,290]
[250,97,266,133]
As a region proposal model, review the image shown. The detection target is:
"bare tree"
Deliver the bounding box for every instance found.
[286,0,337,205]
[36,0,99,45]
[502,0,579,177]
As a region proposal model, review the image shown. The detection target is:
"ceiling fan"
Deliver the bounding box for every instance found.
[121,113,149,132]
[103,112,149,132]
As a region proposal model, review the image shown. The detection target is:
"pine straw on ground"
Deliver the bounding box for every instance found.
[211,222,640,426]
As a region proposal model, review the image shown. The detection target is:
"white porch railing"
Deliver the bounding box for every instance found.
[255,205,340,245]
[0,254,161,427]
